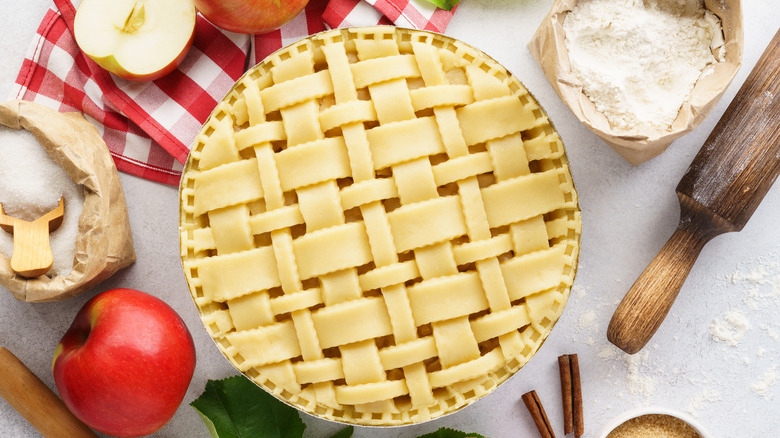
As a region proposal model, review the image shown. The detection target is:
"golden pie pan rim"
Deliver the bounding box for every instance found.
[178,25,582,427]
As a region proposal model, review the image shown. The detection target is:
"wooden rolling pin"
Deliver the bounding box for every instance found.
[608,29,780,354]
[0,347,96,438]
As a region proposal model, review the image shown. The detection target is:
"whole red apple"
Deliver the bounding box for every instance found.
[52,288,196,437]
[194,0,310,35]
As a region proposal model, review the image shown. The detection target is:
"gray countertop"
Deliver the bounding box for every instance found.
[1,1,778,437]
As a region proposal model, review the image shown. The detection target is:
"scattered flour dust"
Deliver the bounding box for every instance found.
[715,256,780,400]
[687,388,722,416]
[709,310,751,347]
[750,366,777,400]
[578,309,597,330]
[0,126,84,277]
[563,0,725,132]
[624,350,657,396]
[571,253,778,417]
[727,260,780,311]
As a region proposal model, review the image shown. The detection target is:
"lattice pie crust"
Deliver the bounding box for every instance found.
[179,27,581,426]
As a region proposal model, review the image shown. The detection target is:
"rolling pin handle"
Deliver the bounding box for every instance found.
[0,347,97,438]
[607,198,732,354]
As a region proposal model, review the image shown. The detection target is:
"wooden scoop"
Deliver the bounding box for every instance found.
[608,30,780,354]
[0,197,64,278]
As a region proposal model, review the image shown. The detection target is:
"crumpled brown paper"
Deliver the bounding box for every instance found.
[0,100,135,302]
[529,0,743,165]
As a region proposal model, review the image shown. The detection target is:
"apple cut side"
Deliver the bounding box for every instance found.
[74,0,197,81]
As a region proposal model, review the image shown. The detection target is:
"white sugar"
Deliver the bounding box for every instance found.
[0,126,84,277]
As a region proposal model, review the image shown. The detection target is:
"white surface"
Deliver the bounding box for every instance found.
[1,2,778,437]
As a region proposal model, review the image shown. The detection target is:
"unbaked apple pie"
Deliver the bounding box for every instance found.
[180,27,581,426]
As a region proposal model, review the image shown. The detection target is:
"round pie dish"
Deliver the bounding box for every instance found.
[179,26,581,426]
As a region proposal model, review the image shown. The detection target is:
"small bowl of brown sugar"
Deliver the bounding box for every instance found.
[598,407,711,438]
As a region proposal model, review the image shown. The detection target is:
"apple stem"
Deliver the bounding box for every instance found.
[123,2,146,33]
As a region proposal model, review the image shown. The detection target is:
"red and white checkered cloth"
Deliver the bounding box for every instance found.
[10,0,456,185]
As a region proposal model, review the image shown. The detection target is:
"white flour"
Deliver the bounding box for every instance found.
[709,310,751,347]
[711,258,780,401]
[687,388,722,416]
[565,251,778,421]
[750,366,777,399]
[563,0,725,132]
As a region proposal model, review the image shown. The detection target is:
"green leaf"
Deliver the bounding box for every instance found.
[191,378,474,438]
[417,427,485,438]
[191,376,306,438]
[423,0,461,11]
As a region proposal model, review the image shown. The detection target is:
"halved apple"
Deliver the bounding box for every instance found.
[74,0,197,82]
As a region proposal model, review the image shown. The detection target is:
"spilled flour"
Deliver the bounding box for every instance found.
[709,311,751,346]
[687,388,722,416]
[624,351,657,396]
[750,366,777,399]
[568,250,780,423]
[720,257,780,400]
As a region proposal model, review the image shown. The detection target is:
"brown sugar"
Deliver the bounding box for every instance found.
[606,414,702,438]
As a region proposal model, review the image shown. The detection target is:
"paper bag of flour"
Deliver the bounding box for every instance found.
[0,100,135,302]
[528,0,743,165]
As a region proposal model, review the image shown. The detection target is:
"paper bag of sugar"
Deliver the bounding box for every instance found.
[0,100,135,302]
[528,0,743,165]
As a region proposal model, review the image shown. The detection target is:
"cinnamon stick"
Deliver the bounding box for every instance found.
[558,355,573,434]
[558,354,584,437]
[571,354,584,437]
[522,390,556,438]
